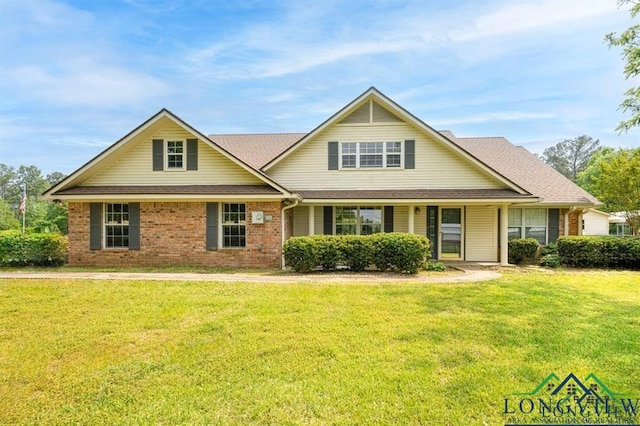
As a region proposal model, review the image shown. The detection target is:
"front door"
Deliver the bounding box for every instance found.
[440,208,463,259]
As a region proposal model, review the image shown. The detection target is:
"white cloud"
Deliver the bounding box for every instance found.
[435,111,555,126]
[450,0,620,42]
[3,63,171,107]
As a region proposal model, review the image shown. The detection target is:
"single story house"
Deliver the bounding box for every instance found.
[44,87,600,267]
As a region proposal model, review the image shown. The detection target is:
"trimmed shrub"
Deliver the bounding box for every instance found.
[0,231,67,266]
[313,235,342,271]
[283,233,432,274]
[282,236,318,273]
[508,238,539,264]
[557,236,640,269]
[540,242,557,257]
[424,260,446,271]
[339,235,373,272]
[371,233,430,274]
[540,254,560,268]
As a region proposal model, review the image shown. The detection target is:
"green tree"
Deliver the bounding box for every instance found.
[541,135,600,180]
[0,198,20,230]
[46,171,66,187]
[589,148,640,235]
[0,163,16,200]
[576,146,616,195]
[606,0,640,132]
[0,164,68,234]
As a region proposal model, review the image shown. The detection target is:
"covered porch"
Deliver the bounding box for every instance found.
[287,189,540,265]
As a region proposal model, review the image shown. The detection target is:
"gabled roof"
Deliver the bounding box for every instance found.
[206,87,598,206]
[45,109,292,199]
[261,86,530,195]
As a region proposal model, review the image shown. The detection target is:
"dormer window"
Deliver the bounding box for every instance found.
[166,140,184,169]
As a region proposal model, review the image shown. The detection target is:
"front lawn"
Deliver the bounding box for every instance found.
[1,270,638,424]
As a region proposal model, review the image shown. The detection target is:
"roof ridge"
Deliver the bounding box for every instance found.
[208,132,306,136]
[456,136,506,139]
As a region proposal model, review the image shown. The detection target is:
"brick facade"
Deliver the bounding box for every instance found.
[568,210,581,236]
[558,208,582,237]
[68,201,282,268]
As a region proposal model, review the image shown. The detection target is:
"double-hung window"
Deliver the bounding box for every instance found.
[166,140,184,169]
[222,203,246,248]
[335,206,382,235]
[341,142,402,169]
[508,208,548,245]
[105,203,129,248]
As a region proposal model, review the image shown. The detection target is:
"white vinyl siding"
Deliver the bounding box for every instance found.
[268,122,504,190]
[293,206,309,236]
[414,206,427,236]
[393,206,409,233]
[292,206,325,236]
[465,206,497,261]
[85,121,263,186]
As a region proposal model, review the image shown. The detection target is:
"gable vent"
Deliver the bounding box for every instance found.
[339,100,403,124]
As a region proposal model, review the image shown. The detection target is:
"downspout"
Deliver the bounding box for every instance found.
[281,197,299,269]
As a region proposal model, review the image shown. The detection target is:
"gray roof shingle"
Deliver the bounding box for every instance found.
[210,133,305,169]
[449,136,599,204]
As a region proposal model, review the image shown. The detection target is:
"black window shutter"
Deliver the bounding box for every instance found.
[89,203,102,250]
[548,208,560,243]
[152,139,164,171]
[323,206,333,235]
[129,203,140,250]
[405,140,415,169]
[384,206,394,233]
[427,206,438,259]
[206,203,218,250]
[328,141,339,170]
[187,139,198,170]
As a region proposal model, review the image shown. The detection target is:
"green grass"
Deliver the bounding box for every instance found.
[0,270,638,424]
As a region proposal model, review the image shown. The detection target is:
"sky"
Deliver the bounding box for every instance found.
[1,0,639,176]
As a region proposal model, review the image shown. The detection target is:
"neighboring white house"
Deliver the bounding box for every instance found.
[582,209,611,236]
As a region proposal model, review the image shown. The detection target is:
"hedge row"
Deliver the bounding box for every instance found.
[508,238,539,264]
[0,231,68,266]
[557,236,640,269]
[283,233,431,274]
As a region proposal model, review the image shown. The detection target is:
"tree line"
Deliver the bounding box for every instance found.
[0,163,68,233]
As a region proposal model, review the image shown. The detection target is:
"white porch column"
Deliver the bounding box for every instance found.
[308,205,315,235]
[500,203,509,265]
[408,205,415,234]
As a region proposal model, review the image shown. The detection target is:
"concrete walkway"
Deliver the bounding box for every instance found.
[0,263,501,284]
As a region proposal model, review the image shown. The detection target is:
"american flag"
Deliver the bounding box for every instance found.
[19,186,26,215]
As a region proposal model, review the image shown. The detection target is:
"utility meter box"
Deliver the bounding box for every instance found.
[251,211,264,224]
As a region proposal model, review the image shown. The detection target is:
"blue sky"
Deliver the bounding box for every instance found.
[1,0,639,175]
